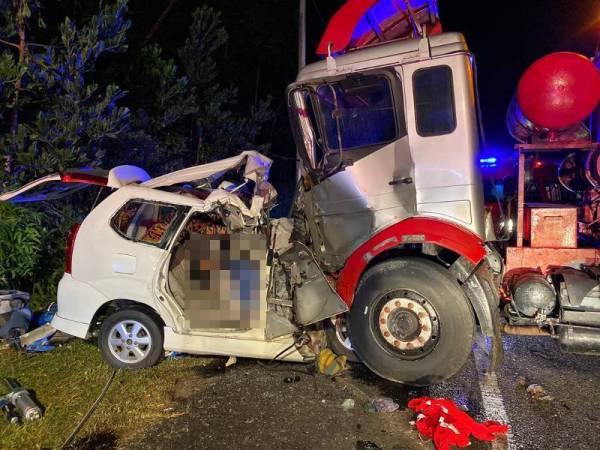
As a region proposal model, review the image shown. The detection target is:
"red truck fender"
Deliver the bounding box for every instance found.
[335,217,487,305]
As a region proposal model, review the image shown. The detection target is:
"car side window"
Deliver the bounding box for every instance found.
[413,65,456,137]
[111,200,178,246]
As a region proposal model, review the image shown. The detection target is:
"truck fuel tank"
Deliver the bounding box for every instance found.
[507,271,557,318]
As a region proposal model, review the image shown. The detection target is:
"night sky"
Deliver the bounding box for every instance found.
[307,0,600,150]
[130,0,599,159]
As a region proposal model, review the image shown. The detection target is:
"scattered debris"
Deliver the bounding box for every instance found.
[0,378,43,424]
[363,401,377,413]
[371,397,400,413]
[362,397,399,413]
[516,375,528,388]
[19,323,56,347]
[408,397,508,450]
[26,337,55,353]
[0,291,31,342]
[31,302,57,328]
[526,384,554,401]
[355,440,382,450]
[318,348,347,376]
[225,355,237,367]
[283,375,301,384]
[3,302,72,353]
[341,398,355,411]
[166,351,186,360]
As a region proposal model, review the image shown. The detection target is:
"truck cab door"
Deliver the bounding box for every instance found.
[401,55,485,238]
[289,70,417,270]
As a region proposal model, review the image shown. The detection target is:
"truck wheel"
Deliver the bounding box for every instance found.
[349,258,474,386]
[98,308,164,369]
[325,315,359,362]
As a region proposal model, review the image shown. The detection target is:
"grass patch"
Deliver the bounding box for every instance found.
[0,340,209,449]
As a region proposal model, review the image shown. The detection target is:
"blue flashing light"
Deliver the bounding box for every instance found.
[479,157,497,168]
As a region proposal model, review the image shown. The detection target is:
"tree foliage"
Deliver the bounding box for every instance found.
[0,202,45,288]
[0,0,131,186]
[0,1,274,303]
[108,5,274,173]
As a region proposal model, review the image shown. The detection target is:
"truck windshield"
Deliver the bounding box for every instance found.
[316,75,397,151]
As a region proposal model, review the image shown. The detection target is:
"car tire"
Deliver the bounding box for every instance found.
[349,257,474,386]
[98,308,164,369]
[325,315,359,363]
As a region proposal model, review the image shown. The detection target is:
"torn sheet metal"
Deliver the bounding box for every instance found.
[143,151,273,189]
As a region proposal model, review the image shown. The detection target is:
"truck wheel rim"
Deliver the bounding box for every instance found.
[108,320,153,363]
[374,290,439,359]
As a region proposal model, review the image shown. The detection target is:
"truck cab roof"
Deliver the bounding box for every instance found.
[295,32,468,84]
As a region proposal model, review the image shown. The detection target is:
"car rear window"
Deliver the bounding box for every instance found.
[413,65,456,136]
[111,200,179,246]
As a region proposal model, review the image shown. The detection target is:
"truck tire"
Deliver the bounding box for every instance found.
[349,257,474,386]
[98,308,164,369]
[325,315,359,363]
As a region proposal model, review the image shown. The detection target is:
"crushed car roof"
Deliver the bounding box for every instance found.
[142,151,273,189]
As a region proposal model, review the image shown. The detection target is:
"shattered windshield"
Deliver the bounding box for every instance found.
[315,75,397,151]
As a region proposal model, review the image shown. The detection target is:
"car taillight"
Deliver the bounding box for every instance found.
[65,224,81,274]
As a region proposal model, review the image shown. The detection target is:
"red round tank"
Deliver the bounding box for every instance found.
[516,52,600,130]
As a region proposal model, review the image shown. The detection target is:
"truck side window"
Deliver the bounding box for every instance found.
[413,66,456,137]
[111,200,178,246]
[316,75,398,151]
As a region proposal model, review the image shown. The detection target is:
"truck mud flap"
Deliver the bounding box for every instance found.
[450,256,504,372]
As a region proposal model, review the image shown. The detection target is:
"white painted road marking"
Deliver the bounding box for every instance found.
[473,334,516,450]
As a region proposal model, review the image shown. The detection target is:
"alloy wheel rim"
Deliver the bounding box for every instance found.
[108,320,152,363]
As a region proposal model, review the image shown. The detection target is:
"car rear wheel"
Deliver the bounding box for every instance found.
[349,257,474,386]
[98,308,164,369]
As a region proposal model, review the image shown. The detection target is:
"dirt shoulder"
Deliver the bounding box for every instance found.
[125,359,432,450]
[0,340,431,450]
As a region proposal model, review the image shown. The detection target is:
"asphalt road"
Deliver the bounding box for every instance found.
[122,333,599,450]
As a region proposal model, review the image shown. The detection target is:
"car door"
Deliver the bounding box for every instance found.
[156,207,268,337]
[72,193,190,329]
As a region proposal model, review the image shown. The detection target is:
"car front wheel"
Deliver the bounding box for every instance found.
[98,308,164,369]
